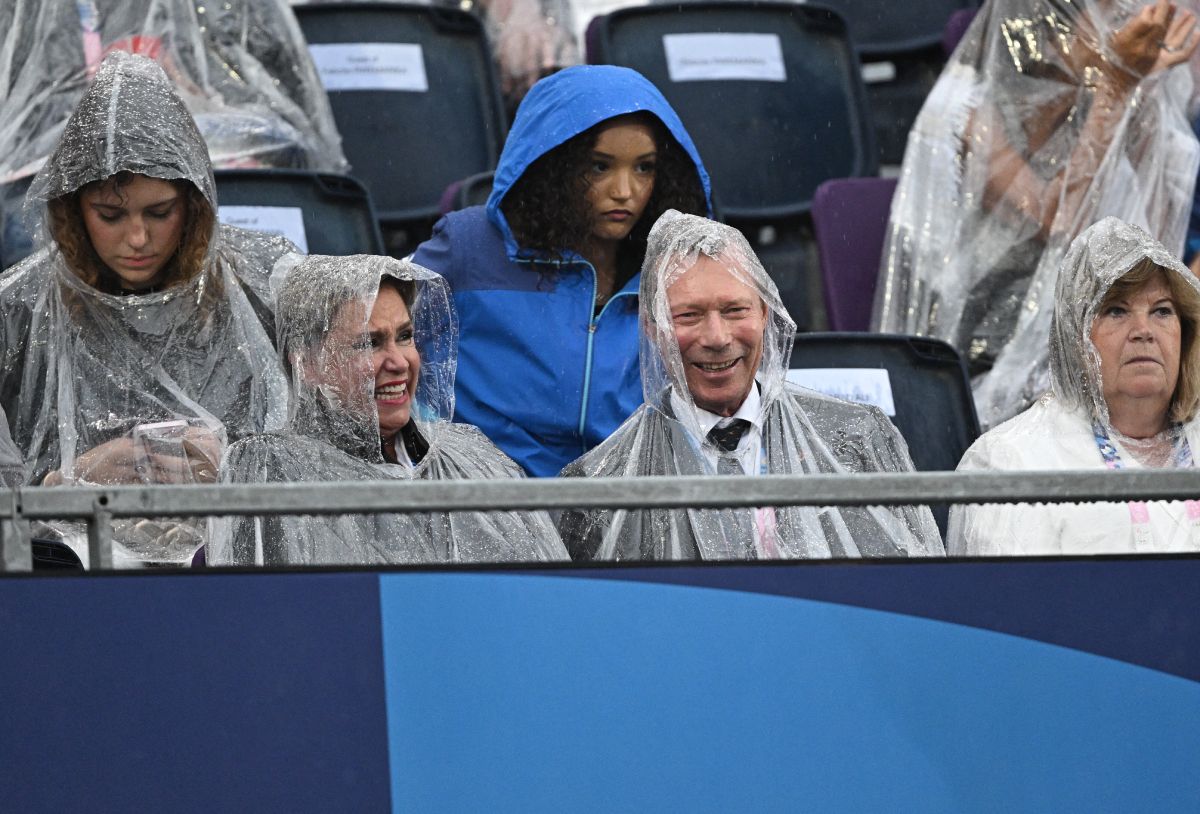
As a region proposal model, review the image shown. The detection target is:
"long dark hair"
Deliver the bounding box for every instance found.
[501,111,707,287]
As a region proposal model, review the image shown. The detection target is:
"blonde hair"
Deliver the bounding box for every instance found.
[1096,258,1200,423]
[48,172,213,293]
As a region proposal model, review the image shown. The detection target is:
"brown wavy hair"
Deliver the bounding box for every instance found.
[47,171,213,294]
[501,111,707,286]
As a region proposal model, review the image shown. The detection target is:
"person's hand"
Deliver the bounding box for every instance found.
[137,426,222,485]
[55,436,145,486]
[1110,1,1199,81]
[1150,4,1199,73]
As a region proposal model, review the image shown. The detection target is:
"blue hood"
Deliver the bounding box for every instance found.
[485,65,713,260]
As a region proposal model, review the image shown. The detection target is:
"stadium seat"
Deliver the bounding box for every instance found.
[788,332,980,533]
[0,176,35,271]
[942,7,979,56]
[588,0,877,221]
[215,169,385,255]
[294,2,508,228]
[819,0,978,166]
[438,171,495,216]
[811,176,897,331]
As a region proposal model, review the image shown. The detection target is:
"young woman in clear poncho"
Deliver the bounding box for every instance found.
[874,0,1200,430]
[949,217,1200,555]
[0,52,293,567]
[558,211,944,560]
[208,254,568,566]
[412,65,712,478]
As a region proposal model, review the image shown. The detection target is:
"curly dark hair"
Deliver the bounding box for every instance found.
[501,111,707,287]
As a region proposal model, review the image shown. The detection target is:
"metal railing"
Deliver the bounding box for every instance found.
[3,469,1199,571]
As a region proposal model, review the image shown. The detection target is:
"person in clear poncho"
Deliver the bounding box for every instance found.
[558,211,944,560]
[208,254,568,566]
[949,217,1200,555]
[873,0,1200,430]
[0,52,292,567]
[0,0,346,266]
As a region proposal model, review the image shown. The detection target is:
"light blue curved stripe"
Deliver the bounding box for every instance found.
[379,573,1200,813]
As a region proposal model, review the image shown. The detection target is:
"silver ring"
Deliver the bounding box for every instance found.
[1161,41,1184,54]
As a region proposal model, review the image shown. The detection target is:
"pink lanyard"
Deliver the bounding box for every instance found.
[1093,424,1200,550]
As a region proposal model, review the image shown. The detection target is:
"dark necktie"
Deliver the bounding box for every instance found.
[704,418,756,556]
[707,419,751,454]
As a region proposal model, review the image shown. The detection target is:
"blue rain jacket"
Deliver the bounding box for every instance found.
[414,66,712,476]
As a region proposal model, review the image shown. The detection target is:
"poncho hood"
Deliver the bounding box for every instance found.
[1050,216,1200,428]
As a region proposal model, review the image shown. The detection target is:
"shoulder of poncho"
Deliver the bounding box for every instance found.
[781,384,889,428]
[960,396,1083,471]
[429,422,525,478]
[223,432,337,483]
[0,250,55,303]
[215,224,296,280]
[560,404,661,478]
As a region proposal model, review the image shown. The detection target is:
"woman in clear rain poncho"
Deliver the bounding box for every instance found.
[950,217,1200,555]
[0,0,346,266]
[558,211,944,560]
[874,0,1200,429]
[209,254,568,566]
[0,52,292,567]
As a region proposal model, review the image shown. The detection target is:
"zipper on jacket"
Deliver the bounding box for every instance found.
[578,264,634,449]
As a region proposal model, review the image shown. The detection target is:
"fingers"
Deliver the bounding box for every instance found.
[1149,0,1174,29]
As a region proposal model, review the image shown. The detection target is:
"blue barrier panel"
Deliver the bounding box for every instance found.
[2,558,1199,812]
[0,572,390,813]
[379,568,1200,812]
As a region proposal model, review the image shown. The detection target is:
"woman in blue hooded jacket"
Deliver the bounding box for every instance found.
[413,65,712,476]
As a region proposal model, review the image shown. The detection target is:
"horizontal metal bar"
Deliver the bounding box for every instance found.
[3,469,1199,520]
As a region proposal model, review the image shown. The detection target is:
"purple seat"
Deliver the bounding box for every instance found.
[584,15,606,64]
[811,176,897,331]
[943,8,978,56]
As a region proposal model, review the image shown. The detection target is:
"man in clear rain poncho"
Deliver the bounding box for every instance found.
[873,0,1200,429]
[208,254,568,566]
[0,52,293,567]
[0,0,346,265]
[950,217,1200,554]
[557,211,944,560]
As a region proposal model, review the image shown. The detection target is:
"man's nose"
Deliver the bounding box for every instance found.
[698,312,731,347]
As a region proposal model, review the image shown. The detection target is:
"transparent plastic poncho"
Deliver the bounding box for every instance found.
[949,217,1200,554]
[0,0,345,189]
[873,0,1200,429]
[209,254,569,566]
[0,52,292,566]
[559,211,944,560]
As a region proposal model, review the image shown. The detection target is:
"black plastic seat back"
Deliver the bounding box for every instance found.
[215,169,385,255]
[294,2,507,224]
[818,0,977,165]
[591,1,876,220]
[820,0,976,54]
[789,332,980,536]
[788,332,980,473]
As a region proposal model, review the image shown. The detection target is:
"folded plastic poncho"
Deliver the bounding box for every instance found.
[873,0,1200,429]
[0,0,345,186]
[558,211,944,560]
[949,217,1200,554]
[209,254,568,565]
[0,52,293,566]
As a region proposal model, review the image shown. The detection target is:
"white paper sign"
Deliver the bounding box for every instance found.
[218,206,308,253]
[308,43,428,92]
[786,368,897,416]
[663,33,786,82]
